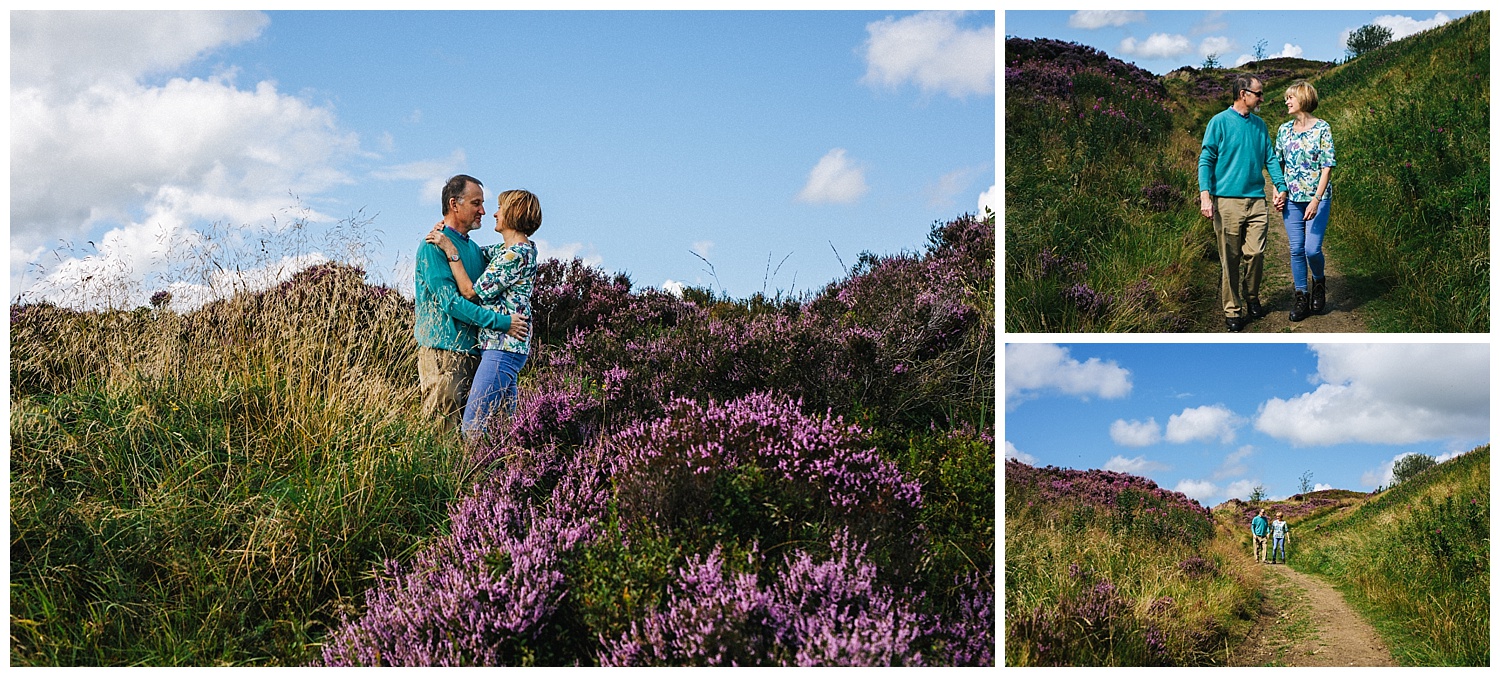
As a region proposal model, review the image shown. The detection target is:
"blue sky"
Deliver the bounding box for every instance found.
[9,9,995,309]
[1005,9,1477,75]
[1004,343,1490,506]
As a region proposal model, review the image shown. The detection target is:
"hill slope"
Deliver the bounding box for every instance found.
[1005,11,1488,332]
[1289,446,1489,665]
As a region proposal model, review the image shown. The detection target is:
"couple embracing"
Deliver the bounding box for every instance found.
[414,174,543,440]
[1200,75,1337,332]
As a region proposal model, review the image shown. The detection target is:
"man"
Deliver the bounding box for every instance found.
[1199,75,1287,332]
[415,174,529,431]
[1250,508,1270,563]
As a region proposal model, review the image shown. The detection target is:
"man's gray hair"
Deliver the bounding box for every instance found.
[1233,75,1261,101]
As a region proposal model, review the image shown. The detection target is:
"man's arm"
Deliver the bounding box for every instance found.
[1198,118,1219,218]
[418,242,512,331]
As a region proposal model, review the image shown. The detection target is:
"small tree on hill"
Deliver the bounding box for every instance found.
[1299,470,1314,494]
[1252,38,1269,64]
[1248,484,1266,503]
[1346,24,1393,60]
[1202,53,1222,70]
[1391,453,1437,486]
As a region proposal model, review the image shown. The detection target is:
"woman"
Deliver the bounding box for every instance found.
[427,190,542,440]
[1275,80,1336,321]
[1270,512,1290,564]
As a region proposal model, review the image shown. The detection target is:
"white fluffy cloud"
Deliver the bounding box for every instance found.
[862,11,994,97]
[534,238,603,268]
[1120,33,1193,60]
[1234,43,1304,67]
[796,148,869,205]
[1166,405,1244,444]
[1214,445,1256,479]
[1313,483,1334,492]
[369,149,468,207]
[1005,344,1132,407]
[1110,418,1162,447]
[11,11,364,308]
[1360,449,1470,488]
[1173,479,1219,505]
[1372,12,1453,41]
[1103,455,1168,474]
[1174,477,1261,505]
[1068,11,1145,30]
[661,280,687,297]
[1199,36,1236,58]
[978,184,997,216]
[1005,440,1039,465]
[1255,344,1488,446]
[1339,13,1454,56]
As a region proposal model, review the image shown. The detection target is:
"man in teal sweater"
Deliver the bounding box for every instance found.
[1199,75,1287,332]
[415,174,529,430]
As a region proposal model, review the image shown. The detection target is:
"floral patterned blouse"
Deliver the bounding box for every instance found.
[1274,118,1336,203]
[473,240,537,354]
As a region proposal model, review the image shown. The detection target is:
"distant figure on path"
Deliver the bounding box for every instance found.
[1199,75,1288,332]
[414,174,530,432]
[427,189,542,440]
[1275,80,1337,322]
[1251,508,1270,563]
[1271,512,1290,564]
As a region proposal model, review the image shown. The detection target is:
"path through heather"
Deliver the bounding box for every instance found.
[1233,564,1396,667]
[1203,177,1369,333]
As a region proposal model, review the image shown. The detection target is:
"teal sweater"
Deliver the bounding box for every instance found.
[1199,107,1287,198]
[414,226,513,355]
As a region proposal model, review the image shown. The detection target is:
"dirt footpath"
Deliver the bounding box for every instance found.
[1206,178,1369,333]
[1233,564,1396,667]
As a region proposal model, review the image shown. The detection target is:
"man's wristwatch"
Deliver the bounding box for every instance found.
[448,253,460,262]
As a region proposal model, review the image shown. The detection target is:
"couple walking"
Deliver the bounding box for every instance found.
[1200,75,1337,332]
[1250,509,1290,564]
[414,174,544,440]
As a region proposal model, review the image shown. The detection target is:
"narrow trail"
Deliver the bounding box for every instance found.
[1199,176,1370,333]
[1232,564,1396,667]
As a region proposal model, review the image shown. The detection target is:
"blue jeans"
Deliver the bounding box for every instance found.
[1273,537,1287,562]
[1283,197,1329,291]
[461,349,528,438]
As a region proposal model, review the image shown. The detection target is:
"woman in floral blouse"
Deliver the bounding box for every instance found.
[427,190,542,439]
[1275,80,1336,322]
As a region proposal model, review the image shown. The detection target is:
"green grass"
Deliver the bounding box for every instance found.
[10,266,467,665]
[1308,11,1490,331]
[1005,12,1488,332]
[1288,446,1489,666]
[1004,473,1261,665]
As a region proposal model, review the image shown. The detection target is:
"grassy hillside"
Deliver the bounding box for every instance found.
[11,214,994,666]
[1004,461,1260,666]
[1289,446,1489,665]
[1005,11,1489,332]
[1306,11,1489,331]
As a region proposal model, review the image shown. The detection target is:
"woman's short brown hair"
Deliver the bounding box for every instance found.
[497,189,542,236]
[1285,80,1319,113]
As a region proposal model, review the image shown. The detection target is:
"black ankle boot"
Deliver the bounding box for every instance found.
[1289,290,1309,322]
[1310,277,1326,313]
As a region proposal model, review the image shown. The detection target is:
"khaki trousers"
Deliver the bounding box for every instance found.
[418,346,480,432]
[1253,534,1269,563]
[1213,196,1268,318]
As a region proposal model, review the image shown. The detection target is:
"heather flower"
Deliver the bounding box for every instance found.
[318,447,609,666]
[600,534,934,666]
[610,392,922,534]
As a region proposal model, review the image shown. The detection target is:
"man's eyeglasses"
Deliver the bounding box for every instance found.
[1243,89,1264,98]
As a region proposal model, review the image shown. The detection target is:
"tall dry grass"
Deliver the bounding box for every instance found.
[10,260,468,665]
